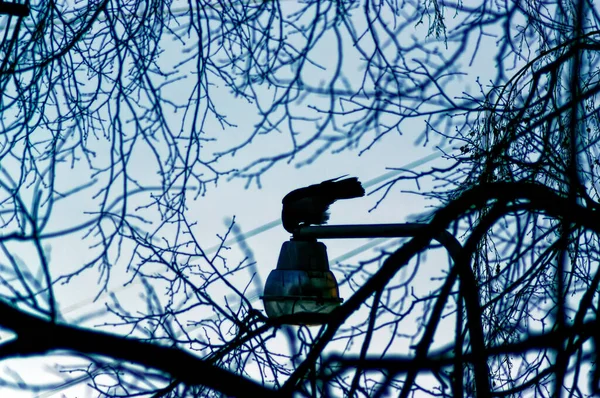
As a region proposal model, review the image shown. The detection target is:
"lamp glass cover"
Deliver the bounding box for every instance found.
[262,240,342,323]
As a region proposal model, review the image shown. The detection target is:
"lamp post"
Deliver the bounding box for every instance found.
[262,223,462,324]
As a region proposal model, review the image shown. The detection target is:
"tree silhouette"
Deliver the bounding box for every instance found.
[1,0,600,396]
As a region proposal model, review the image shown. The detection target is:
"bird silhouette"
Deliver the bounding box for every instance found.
[282,176,365,233]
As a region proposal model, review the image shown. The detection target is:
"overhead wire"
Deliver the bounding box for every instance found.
[2,2,454,396]
[60,148,447,315]
[36,147,448,397]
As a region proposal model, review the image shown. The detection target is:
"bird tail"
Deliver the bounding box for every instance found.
[330,177,365,199]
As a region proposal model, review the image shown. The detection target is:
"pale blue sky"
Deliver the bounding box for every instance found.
[0,1,531,396]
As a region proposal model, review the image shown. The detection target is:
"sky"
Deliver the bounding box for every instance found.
[0,1,514,396]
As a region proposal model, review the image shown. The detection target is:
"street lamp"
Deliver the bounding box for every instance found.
[262,223,462,324]
[262,240,342,322]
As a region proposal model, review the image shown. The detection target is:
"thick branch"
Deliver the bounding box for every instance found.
[0,300,282,398]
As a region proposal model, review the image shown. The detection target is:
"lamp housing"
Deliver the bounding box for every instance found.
[262,240,341,323]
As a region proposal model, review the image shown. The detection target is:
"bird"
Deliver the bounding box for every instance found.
[281,176,365,233]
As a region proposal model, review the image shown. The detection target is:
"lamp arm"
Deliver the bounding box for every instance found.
[292,223,461,263]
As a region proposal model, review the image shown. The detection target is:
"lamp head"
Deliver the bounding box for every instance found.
[262,240,341,324]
